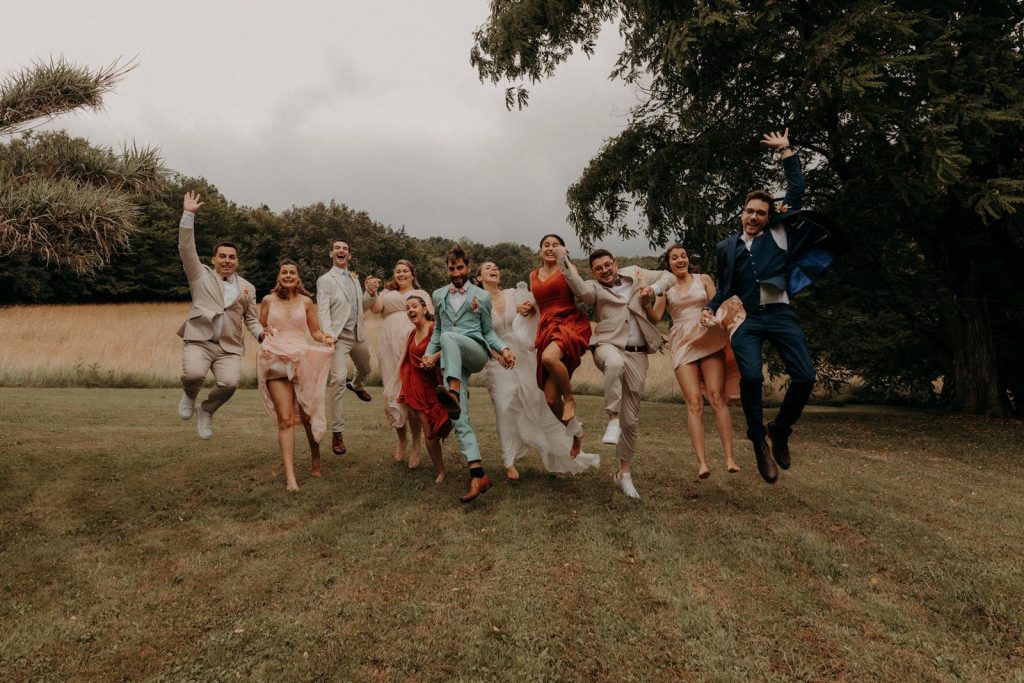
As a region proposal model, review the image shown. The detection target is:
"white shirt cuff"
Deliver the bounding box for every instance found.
[180,211,195,229]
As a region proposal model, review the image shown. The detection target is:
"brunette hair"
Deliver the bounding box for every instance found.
[212,241,238,257]
[539,233,565,248]
[588,248,614,266]
[384,259,421,291]
[271,258,312,299]
[473,261,499,287]
[445,244,469,266]
[406,294,434,322]
[744,190,776,216]
[661,243,690,273]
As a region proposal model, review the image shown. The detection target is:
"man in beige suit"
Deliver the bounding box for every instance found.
[556,245,674,499]
[177,191,268,440]
[316,240,376,456]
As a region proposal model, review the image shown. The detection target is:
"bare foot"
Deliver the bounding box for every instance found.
[434,472,446,484]
[507,465,520,482]
[727,461,741,473]
[286,481,299,492]
[561,398,576,423]
[570,433,583,459]
[408,447,422,469]
[393,443,406,463]
[697,464,711,480]
[311,455,322,478]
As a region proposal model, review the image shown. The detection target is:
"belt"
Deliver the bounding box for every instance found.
[753,303,788,313]
[624,344,649,353]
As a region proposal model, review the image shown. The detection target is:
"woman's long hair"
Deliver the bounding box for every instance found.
[272,258,313,299]
[384,259,421,291]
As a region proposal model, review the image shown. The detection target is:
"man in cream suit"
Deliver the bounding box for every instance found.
[422,245,514,503]
[556,245,674,499]
[316,239,375,456]
[177,191,267,440]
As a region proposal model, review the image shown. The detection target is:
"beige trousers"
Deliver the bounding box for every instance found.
[593,343,649,462]
[328,329,372,433]
[181,340,241,415]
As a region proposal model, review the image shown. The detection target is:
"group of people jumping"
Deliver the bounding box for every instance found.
[175,129,825,502]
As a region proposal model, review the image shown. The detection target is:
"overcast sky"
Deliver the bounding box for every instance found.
[3,0,661,255]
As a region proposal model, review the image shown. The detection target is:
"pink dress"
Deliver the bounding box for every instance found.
[257,297,335,442]
[375,288,432,428]
[667,276,741,400]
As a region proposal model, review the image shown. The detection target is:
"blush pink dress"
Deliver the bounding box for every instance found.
[257,296,335,442]
[374,287,432,428]
[667,276,742,400]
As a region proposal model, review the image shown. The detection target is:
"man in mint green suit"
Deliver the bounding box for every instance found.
[422,245,515,503]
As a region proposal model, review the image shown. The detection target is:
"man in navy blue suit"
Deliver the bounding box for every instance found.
[703,129,816,484]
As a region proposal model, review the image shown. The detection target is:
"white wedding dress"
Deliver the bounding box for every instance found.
[483,283,600,474]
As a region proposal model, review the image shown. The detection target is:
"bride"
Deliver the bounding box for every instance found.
[475,261,599,481]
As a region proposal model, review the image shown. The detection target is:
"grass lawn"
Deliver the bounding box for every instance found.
[1,387,1022,681]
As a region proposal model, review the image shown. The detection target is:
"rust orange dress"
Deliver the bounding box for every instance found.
[530,267,593,390]
[398,324,452,441]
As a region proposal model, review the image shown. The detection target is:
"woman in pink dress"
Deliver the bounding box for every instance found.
[398,295,449,484]
[520,234,593,458]
[258,259,336,491]
[367,260,432,467]
[647,244,742,479]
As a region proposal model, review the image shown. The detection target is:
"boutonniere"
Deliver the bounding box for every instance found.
[471,296,479,313]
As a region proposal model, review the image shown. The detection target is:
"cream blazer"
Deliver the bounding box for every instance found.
[177,224,262,355]
[316,268,372,342]
[557,254,675,352]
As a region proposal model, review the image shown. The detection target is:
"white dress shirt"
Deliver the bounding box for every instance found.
[610,275,646,347]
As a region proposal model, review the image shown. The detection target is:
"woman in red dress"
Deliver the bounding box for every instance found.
[520,234,593,458]
[398,295,450,483]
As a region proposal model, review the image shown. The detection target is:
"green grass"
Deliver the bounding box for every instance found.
[1,388,1022,681]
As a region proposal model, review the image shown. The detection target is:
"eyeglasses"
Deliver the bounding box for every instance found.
[743,208,769,218]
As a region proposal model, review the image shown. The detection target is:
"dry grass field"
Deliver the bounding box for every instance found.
[0,303,689,400]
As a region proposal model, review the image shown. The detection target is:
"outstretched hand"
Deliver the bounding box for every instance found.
[183,191,203,213]
[760,128,790,150]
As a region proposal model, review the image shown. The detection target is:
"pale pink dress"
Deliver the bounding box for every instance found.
[667,276,742,400]
[257,297,335,442]
[375,288,432,428]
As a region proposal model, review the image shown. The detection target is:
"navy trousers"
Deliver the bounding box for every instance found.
[730,306,815,441]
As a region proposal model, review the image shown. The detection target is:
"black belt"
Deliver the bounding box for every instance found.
[624,345,649,353]
[753,303,788,312]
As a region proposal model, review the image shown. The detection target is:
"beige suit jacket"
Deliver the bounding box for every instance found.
[177,224,263,355]
[557,255,675,352]
[316,268,372,342]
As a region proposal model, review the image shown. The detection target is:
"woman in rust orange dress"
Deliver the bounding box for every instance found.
[397,295,450,483]
[520,234,592,458]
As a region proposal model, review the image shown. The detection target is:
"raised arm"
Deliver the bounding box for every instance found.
[178,191,205,282]
[761,129,804,216]
[553,245,597,307]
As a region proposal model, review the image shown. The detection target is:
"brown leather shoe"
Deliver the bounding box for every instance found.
[459,474,492,503]
[332,432,347,455]
[435,386,461,420]
[346,382,372,402]
[752,437,778,484]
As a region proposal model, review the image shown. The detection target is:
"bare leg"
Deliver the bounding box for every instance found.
[394,425,408,463]
[541,342,575,422]
[699,352,739,472]
[408,416,423,469]
[297,403,321,477]
[267,379,299,491]
[415,411,445,483]
[675,362,709,479]
[542,376,563,422]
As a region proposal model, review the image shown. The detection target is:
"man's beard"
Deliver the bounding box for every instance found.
[449,274,467,288]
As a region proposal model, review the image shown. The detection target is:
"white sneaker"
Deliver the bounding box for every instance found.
[178,391,195,420]
[614,471,640,499]
[196,406,214,440]
[601,419,621,445]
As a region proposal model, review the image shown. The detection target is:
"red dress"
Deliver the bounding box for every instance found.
[398,324,452,441]
[531,268,593,390]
